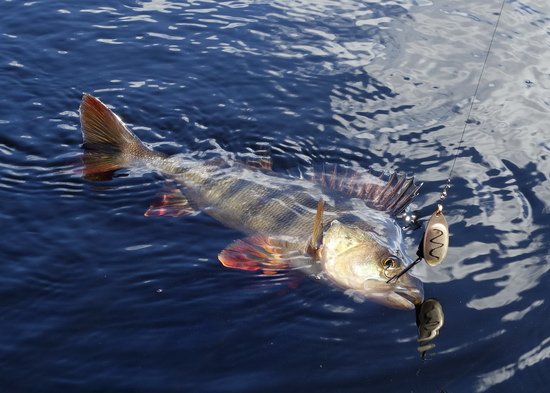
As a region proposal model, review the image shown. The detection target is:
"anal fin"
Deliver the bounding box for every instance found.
[145,187,199,217]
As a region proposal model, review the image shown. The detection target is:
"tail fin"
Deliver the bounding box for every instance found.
[79,94,156,176]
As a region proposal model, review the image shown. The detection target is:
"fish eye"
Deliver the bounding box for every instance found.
[383,257,397,270]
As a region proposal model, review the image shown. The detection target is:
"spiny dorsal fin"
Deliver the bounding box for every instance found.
[314,164,421,216]
[369,171,421,215]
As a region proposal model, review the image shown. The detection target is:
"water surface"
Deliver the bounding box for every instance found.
[1,0,549,392]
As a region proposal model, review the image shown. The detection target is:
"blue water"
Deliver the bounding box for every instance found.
[1,0,549,392]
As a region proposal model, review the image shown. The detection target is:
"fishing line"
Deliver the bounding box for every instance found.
[439,0,507,203]
[388,0,507,283]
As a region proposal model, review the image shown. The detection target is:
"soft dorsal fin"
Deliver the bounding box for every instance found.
[245,149,272,171]
[313,164,421,216]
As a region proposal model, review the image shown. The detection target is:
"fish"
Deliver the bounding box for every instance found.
[78,94,424,310]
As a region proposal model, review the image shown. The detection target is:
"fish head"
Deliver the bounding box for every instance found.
[319,220,423,310]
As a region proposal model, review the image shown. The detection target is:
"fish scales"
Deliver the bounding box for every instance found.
[165,159,326,238]
[158,155,381,240]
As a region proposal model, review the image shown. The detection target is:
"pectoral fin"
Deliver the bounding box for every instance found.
[144,188,199,217]
[308,198,324,255]
[218,236,297,275]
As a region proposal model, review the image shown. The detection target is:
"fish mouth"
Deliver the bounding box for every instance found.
[363,275,424,310]
[390,285,424,310]
[387,269,424,310]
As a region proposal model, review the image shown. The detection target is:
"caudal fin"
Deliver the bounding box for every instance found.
[79,94,155,176]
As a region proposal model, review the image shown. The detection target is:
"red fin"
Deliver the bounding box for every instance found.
[80,94,143,152]
[314,164,422,216]
[78,94,163,179]
[218,236,294,274]
[144,188,198,217]
[81,151,124,179]
[246,149,272,171]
